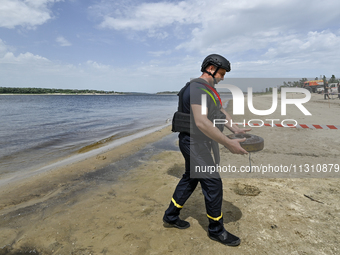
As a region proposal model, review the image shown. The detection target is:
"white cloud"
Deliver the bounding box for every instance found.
[172,0,340,55]
[98,1,200,31]
[1,52,49,63]
[0,39,194,92]
[56,36,72,46]
[259,30,340,71]
[1,0,340,93]
[0,0,60,29]
[86,60,111,70]
[94,0,202,39]
[92,0,340,57]
[90,0,340,79]
[0,40,50,64]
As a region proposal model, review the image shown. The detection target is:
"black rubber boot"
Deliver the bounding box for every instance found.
[208,230,241,246]
[163,218,190,229]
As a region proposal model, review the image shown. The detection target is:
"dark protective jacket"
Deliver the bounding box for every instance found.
[172,78,226,136]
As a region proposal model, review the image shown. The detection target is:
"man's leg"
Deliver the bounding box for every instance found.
[200,176,224,235]
[163,173,198,225]
[163,134,198,227]
[200,175,241,246]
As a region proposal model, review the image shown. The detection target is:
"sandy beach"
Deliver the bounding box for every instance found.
[1,92,339,255]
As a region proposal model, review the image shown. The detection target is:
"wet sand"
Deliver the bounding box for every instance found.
[0,93,340,254]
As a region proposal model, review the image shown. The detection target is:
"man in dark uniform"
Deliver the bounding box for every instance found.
[163,54,250,246]
[324,81,330,99]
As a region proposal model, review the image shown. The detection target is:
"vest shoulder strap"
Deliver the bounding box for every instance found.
[177,80,221,113]
[177,82,190,112]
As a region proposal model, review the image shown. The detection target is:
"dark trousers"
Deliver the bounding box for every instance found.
[163,133,224,235]
[324,90,330,99]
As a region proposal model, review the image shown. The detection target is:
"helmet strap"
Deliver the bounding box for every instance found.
[203,66,220,84]
[212,66,220,77]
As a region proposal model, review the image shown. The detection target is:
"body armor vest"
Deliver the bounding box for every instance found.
[171,80,226,135]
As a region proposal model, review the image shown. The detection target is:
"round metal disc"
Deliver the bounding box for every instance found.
[227,134,264,152]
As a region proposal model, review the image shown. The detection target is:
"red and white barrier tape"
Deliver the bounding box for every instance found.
[244,123,340,129]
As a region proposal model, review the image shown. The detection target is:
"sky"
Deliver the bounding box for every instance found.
[0,0,340,93]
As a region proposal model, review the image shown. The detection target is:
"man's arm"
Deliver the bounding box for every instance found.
[191,104,248,155]
[220,108,251,134]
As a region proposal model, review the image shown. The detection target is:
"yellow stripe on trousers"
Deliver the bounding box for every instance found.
[172,198,183,208]
[207,213,223,221]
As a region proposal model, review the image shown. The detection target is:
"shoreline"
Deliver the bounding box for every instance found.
[0,93,178,96]
[0,94,177,181]
[0,124,172,188]
[1,93,339,254]
[0,124,175,211]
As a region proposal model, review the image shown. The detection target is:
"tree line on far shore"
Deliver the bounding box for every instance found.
[282,75,339,88]
[265,75,339,93]
[0,87,120,94]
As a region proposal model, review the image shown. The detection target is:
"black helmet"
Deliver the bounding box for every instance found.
[201,54,231,73]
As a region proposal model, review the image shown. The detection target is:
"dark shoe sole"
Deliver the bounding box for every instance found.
[163,220,190,229]
[208,235,241,247]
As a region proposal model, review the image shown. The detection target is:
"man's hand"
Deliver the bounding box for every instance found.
[234,127,251,134]
[224,138,248,155]
[191,104,249,155]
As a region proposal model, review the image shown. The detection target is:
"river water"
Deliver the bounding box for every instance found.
[0,94,178,178]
